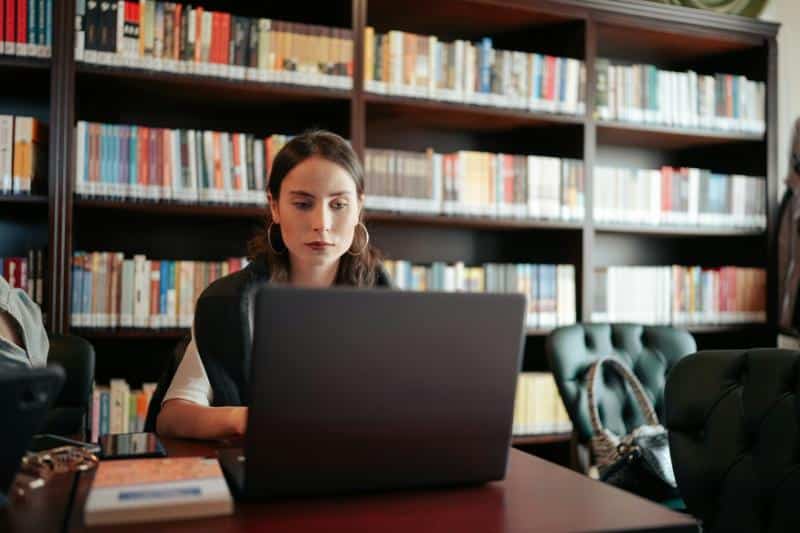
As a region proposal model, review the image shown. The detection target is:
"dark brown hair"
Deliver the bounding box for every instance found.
[247,130,382,286]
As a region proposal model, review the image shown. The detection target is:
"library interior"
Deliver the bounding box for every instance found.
[1,0,799,531]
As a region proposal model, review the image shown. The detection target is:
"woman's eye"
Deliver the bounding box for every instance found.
[293,202,312,210]
[331,201,348,210]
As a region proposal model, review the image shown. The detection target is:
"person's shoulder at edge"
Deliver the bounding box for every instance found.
[0,274,49,368]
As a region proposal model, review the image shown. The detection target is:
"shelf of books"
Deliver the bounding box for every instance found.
[69,253,577,339]
[1,115,49,196]
[592,166,766,235]
[363,28,586,119]
[0,249,47,310]
[594,60,765,138]
[74,2,354,92]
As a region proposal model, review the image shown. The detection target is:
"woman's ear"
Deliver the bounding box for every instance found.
[357,193,365,215]
[268,192,280,224]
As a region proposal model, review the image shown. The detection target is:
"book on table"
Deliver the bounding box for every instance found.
[83,457,233,526]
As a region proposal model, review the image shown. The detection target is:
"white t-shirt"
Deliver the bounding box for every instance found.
[162,328,213,407]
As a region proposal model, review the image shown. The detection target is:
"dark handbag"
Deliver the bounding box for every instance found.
[586,357,680,502]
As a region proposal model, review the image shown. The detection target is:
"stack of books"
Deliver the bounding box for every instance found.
[595,59,765,134]
[594,166,766,229]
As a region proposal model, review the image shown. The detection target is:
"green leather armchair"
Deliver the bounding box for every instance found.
[546,323,696,471]
[43,334,95,438]
[666,349,800,532]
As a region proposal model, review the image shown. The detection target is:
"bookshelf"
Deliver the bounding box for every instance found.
[0,0,779,461]
[0,33,53,321]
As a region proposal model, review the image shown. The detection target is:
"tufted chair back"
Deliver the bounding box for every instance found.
[546,323,697,446]
[666,349,800,533]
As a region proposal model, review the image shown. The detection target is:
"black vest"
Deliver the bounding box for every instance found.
[193,257,392,408]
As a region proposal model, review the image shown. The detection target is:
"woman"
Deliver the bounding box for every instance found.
[154,130,390,440]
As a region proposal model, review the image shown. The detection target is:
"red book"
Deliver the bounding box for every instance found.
[156,128,165,193]
[16,257,25,290]
[545,56,556,101]
[502,154,514,205]
[5,0,14,47]
[210,11,221,64]
[232,133,241,192]
[172,3,181,61]
[718,267,727,315]
[212,132,222,191]
[15,0,24,44]
[0,0,5,45]
[149,260,160,327]
[266,135,279,181]
[661,166,672,214]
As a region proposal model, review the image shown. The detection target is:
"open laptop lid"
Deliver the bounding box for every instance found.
[243,286,526,497]
[0,365,64,503]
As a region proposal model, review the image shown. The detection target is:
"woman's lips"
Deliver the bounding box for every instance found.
[305,241,334,251]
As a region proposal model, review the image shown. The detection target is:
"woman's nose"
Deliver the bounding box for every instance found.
[312,206,331,232]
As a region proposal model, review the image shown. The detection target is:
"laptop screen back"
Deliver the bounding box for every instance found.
[244,286,526,497]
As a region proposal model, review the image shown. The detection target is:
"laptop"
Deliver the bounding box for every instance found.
[219,286,526,500]
[0,365,65,505]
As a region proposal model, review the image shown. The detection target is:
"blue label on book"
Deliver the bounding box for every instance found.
[119,487,202,501]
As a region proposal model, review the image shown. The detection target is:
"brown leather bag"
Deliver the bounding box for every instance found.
[777,118,800,334]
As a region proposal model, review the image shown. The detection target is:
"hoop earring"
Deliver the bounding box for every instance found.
[267,222,285,255]
[348,222,369,256]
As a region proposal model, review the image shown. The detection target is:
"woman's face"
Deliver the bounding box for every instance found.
[269,156,362,271]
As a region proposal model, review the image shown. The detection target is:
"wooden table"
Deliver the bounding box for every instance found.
[2,439,698,532]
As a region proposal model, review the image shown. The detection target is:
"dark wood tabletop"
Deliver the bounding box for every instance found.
[2,439,698,533]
